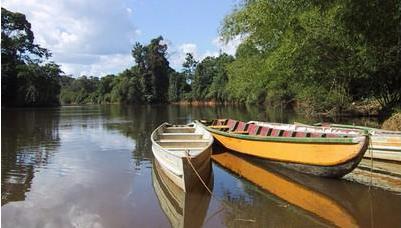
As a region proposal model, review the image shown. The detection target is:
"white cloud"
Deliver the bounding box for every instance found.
[168,35,243,70]
[168,43,199,69]
[212,35,243,56]
[58,54,133,77]
[3,0,138,76]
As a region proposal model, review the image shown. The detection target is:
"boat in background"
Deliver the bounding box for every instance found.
[212,152,358,227]
[151,122,213,191]
[198,119,369,177]
[152,160,213,228]
[313,123,401,162]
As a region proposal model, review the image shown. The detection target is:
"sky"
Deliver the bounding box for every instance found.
[2,0,242,77]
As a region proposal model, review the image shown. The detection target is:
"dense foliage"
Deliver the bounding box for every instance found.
[221,0,401,114]
[1,7,61,107]
[60,37,173,104]
[2,3,400,116]
[60,47,234,105]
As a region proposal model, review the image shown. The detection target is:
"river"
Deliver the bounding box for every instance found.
[2,105,400,227]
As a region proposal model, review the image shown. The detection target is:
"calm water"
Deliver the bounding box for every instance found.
[2,105,400,227]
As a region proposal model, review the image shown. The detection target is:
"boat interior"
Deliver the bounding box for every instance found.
[154,124,212,154]
[208,119,360,139]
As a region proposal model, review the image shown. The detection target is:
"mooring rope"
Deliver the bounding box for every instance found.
[184,150,256,224]
[184,150,213,195]
[367,132,374,190]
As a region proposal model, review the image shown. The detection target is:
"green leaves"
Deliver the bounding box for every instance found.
[2,8,57,107]
[221,0,401,114]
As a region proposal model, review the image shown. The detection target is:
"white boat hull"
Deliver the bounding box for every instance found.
[151,123,213,191]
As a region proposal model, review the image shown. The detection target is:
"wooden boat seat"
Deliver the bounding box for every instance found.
[166,147,204,151]
[159,133,203,140]
[157,140,210,148]
[165,127,196,133]
[158,139,210,143]
[210,125,229,129]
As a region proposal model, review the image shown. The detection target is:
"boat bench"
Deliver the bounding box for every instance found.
[157,139,210,148]
[210,125,229,129]
[166,147,204,151]
[159,133,203,140]
[165,127,196,133]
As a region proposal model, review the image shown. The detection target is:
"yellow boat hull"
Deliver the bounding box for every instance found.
[198,120,369,177]
[211,133,367,166]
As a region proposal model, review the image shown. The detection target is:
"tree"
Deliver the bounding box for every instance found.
[182,53,198,84]
[131,36,170,103]
[221,0,401,114]
[1,7,60,107]
[16,62,62,106]
[168,71,190,102]
[191,54,234,102]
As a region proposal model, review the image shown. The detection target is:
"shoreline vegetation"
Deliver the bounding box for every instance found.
[2,1,400,123]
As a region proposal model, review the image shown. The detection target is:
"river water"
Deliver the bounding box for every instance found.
[2,105,400,227]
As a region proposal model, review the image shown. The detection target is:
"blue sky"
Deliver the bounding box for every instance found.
[3,0,242,77]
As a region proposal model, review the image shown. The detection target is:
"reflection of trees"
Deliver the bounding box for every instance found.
[1,109,60,205]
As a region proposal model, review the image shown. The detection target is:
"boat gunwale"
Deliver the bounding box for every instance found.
[151,122,214,159]
[196,121,366,144]
[314,122,401,135]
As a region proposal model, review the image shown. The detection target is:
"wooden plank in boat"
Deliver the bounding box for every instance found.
[210,125,229,129]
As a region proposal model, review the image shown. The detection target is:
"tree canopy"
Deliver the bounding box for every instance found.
[1,7,61,107]
[221,0,401,114]
[3,3,399,116]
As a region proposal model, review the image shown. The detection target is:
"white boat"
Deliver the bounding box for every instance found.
[151,122,213,191]
[313,123,401,163]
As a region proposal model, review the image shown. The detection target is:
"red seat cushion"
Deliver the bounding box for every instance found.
[310,133,322,138]
[271,129,283,137]
[295,132,307,137]
[227,119,238,131]
[283,131,295,137]
[248,124,259,135]
[236,122,247,132]
[259,127,269,136]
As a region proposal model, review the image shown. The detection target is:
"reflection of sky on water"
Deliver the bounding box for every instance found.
[2,105,400,228]
[2,124,167,228]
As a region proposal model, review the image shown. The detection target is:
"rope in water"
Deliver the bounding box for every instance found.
[184,150,256,223]
[184,150,213,195]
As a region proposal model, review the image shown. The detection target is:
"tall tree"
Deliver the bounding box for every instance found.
[131,36,170,103]
[182,53,198,84]
[2,7,60,107]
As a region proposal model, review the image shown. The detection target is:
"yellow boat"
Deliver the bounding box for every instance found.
[198,119,369,177]
[212,152,358,227]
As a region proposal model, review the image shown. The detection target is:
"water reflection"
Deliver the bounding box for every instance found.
[212,151,357,227]
[2,109,61,205]
[212,149,401,227]
[152,160,213,228]
[2,104,399,228]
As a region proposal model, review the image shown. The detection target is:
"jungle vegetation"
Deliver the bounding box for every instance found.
[2,0,400,116]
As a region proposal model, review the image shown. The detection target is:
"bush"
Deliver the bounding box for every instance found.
[382,112,401,131]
